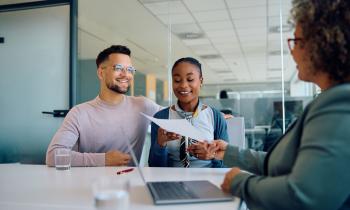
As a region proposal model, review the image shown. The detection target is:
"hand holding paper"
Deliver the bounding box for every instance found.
[140,113,207,141]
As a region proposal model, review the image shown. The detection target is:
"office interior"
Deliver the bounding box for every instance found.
[0,0,316,164]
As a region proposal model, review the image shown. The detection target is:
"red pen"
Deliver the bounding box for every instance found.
[116,168,134,175]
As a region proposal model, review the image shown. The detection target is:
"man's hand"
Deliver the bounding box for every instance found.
[157,127,181,147]
[221,167,241,193]
[105,151,131,166]
[224,114,233,119]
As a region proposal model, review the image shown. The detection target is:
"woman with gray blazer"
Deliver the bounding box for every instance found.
[188,1,350,209]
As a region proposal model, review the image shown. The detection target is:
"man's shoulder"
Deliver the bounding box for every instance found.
[126,96,159,108]
[127,95,150,103]
[68,98,98,115]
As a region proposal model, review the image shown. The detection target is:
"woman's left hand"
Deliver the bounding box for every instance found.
[221,167,241,193]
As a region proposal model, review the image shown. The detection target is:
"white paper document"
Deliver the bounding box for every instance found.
[140,113,207,141]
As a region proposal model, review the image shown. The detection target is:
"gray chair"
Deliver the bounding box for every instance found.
[226,117,246,149]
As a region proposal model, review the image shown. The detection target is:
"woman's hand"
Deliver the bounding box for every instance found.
[211,140,229,160]
[157,127,181,147]
[221,167,241,193]
[187,141,218,160]
[188,139,228,160]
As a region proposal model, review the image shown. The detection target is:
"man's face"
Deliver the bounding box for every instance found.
[98,53,134,94]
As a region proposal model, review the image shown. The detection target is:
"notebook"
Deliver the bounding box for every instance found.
[125,129,234,205]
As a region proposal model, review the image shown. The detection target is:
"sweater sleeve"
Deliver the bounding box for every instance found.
[148,108,169,167]
[228,101,350,210]
[45,107,105,167]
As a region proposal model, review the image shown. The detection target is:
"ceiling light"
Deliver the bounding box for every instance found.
[268,50,288,55]
[178,32,204,39]
[269,24,293,33]
[267,77,280,80]
[213,70,232,73]
[199,54,221,59]
[223,78,237,82]
[139,0,175,3]
[267,68,282,71]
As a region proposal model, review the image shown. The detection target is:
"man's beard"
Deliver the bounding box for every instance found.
[107,83,130,94]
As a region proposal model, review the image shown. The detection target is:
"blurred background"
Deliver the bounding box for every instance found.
[0,0,316,164]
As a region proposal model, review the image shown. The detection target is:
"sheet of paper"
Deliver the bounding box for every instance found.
[141,113,207,141]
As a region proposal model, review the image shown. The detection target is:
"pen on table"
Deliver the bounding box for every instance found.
[116,168,134,175]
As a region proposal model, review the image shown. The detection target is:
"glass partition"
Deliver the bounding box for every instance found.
[0,0,321,164]
[77,0,316,151]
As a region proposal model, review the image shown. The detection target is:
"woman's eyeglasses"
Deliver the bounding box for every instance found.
[287,38,303,51]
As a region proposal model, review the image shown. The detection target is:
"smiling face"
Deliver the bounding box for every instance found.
[172,62,203,111]
[98,53,133,94]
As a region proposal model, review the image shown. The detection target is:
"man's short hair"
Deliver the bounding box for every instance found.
[96,45,131,67]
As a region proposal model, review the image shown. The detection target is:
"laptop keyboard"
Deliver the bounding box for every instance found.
[150,182,197,200]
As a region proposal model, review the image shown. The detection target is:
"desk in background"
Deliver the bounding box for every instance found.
[0,164,240,210]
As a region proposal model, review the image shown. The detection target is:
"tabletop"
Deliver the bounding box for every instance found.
[0,163,240,210]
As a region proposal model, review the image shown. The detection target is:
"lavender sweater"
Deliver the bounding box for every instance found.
[46,95,160,167]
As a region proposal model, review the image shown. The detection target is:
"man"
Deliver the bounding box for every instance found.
[46,45,161,167]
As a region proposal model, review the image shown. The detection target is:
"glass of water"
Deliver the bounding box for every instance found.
[54,148,71,170]
[92,176,130,210]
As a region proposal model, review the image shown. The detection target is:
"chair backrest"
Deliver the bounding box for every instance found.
[226,117,246,149]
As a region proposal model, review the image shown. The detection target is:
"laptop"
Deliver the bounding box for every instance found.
[125,132,234,205]
[146,179,234,205]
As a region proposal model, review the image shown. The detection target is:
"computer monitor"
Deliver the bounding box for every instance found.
[272,100,303,128]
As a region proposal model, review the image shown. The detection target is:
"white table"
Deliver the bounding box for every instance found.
[0,164,240,210]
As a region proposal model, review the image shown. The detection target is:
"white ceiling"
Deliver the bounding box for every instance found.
[1,0,296,86]
[77,0,296,85]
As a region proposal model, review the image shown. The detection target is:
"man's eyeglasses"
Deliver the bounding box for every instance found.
[287,38,303,51]
[102,64,136,74]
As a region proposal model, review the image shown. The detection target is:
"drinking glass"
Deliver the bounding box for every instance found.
[54,148,71,170]
[92,176,130,210]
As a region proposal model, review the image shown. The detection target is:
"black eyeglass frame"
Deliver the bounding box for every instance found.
[287,38,303,51]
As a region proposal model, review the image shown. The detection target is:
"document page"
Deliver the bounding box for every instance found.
[140,113,207,141]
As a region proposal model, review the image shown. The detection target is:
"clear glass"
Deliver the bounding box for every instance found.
[76,0,317,152]
[92,176,130,210]
[54,148,71,171]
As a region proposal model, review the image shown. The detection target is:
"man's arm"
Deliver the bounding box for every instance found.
[46,107,106,167]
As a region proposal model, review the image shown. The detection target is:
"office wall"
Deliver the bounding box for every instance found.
[0,5,70,163]
[77,59,99,104]
[134,73,146,97]
[156,79,164,105]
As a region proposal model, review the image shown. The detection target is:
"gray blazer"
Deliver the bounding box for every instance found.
[223,83,350,210]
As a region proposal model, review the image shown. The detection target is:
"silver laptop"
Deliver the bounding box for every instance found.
[146,179,234,205]
[126,133,234,205]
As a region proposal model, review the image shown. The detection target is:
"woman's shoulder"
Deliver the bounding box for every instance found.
[310,84,350,111]
[205,105,224,120]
